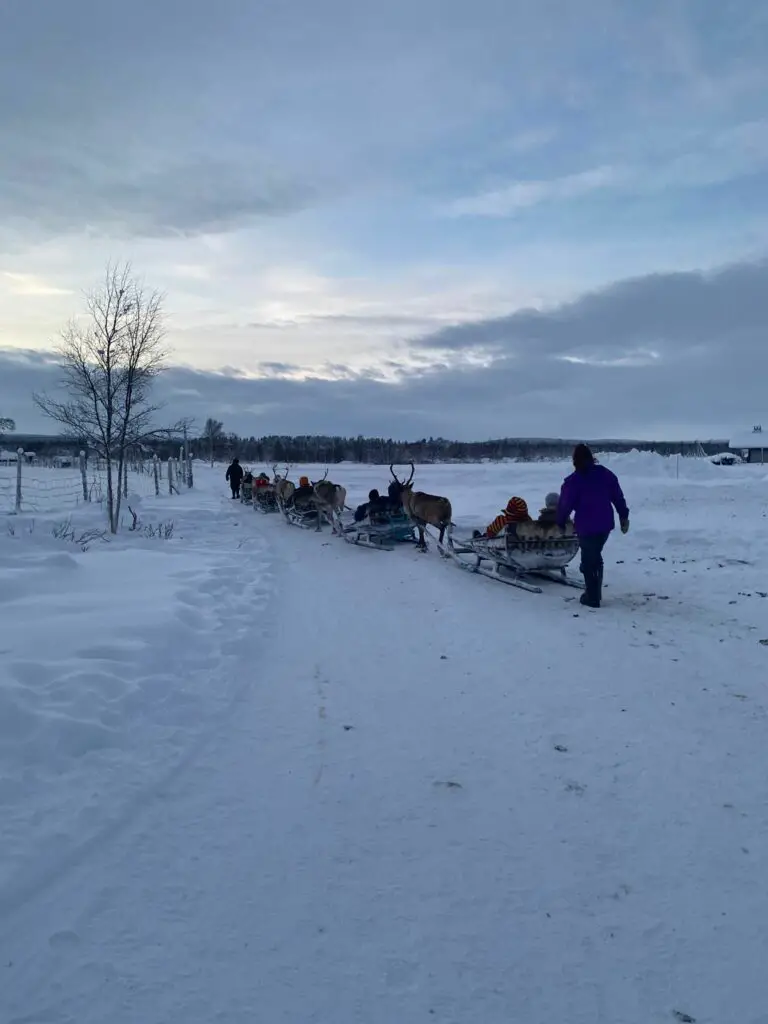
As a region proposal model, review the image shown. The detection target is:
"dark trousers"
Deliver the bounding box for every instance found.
[579,532,609,604]
[230,482,240,498]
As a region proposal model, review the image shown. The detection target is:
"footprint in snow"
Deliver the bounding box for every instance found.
[434,780,463,790]
[49,930,81,949]
[565,781,586,795]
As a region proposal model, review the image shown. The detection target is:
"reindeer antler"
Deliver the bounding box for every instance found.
[389,463,401,484]
[406,462,415,485]
[319,467,329,482]
[271,463,278,479]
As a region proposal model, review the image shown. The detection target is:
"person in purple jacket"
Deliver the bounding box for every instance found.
[557,443,629,608]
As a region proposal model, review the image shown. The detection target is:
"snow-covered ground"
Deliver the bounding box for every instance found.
[1,454,767,1024]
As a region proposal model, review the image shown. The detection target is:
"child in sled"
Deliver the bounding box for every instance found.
[474,496,532,539]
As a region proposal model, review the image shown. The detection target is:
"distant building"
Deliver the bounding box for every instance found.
[729,425,768,463]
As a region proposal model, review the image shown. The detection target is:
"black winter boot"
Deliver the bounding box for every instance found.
[580,569,601,608]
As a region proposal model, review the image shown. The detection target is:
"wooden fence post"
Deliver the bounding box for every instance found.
[79,451,88,502]
[153,455,160,496]
[15,448,23,513]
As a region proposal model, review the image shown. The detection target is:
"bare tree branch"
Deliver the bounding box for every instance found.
[34,262,169,533]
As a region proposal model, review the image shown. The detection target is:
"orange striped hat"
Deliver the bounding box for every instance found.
[504,496,529,520]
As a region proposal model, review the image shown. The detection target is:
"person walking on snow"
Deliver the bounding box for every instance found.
[226,458,244,499]
[557,444,629,608]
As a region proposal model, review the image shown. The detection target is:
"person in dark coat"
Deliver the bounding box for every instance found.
[225,458,244,498]
[387,479,403,511]
[557,444,629,608]
[292,476,315,507]
[354,488,379,522]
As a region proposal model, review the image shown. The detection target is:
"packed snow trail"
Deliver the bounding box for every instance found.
[3,493,768,1023]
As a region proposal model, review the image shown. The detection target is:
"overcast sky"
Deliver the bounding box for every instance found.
[1,0,767,440]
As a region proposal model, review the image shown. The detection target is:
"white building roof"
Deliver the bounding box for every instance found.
[730,428,768,449]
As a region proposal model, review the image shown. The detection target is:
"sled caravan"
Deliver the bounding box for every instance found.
[238,463,583,595]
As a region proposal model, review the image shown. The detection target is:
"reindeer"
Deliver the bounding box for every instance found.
[389,463,452,550]
[311,468,347,533]
[272,464,295,506]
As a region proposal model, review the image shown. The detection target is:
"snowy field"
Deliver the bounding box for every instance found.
[1,453,767,1024]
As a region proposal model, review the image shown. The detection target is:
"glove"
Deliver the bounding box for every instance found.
[620,518,629,534]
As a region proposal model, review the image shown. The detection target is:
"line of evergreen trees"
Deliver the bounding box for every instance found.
[8,430,726,464]
[201,432,726,465]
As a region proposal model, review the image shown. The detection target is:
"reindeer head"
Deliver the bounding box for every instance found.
[389,463,415,505]
[311,468,329,488]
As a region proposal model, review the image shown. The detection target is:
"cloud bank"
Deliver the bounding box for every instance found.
[2,259,766,443]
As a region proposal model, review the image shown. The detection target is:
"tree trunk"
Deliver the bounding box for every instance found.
[106,454,116,534]
[113,452,125,531]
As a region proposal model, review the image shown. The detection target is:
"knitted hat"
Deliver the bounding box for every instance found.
[545,492,559,509]
[299,476,309,487]
[504,496,529,520]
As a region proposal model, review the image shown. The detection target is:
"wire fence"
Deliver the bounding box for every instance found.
[0,450,193,516]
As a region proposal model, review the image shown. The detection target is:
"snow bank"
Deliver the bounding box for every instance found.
[597,448,743,481]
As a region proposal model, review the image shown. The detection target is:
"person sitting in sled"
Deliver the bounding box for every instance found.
[474,496,532,539]
[354,488,387,522]
[537,492,561,526]
[387,478,405,511]
[293,476,315,508]
[370,489,392,519]
[254,472,271,490]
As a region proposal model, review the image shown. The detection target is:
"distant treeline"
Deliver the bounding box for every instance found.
[6,432,728,464]
[202,433,726,464]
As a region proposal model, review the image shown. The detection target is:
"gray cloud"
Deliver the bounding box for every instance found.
[3,257,768,442]
[0,151,316,239]
[413,259,768,363]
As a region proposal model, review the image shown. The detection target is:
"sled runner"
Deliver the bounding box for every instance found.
[277,495,324,531]
[439,521,584,594]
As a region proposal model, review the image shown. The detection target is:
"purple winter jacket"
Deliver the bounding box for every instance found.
[556,464,629,537]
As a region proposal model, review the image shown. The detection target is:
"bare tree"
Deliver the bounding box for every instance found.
[0,416,15,438]
[202,417,224,467]
[34,262,168,533]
